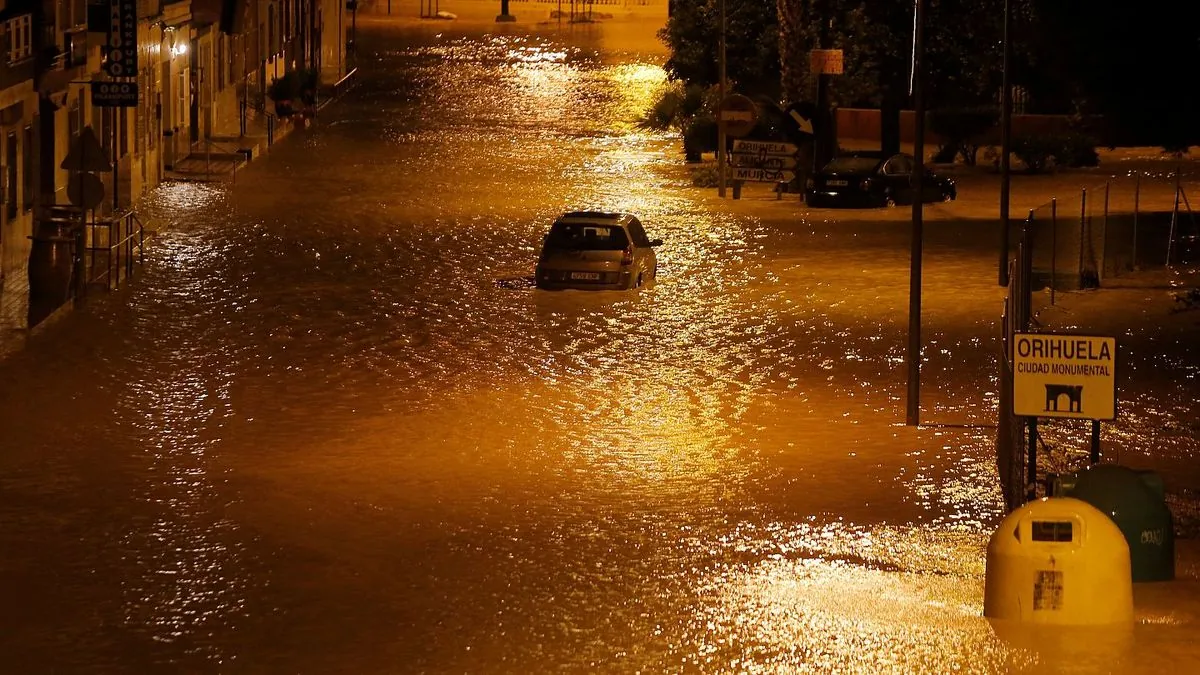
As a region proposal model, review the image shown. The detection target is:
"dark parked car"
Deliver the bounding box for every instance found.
[805,152,956,208]
[535,211,661,290]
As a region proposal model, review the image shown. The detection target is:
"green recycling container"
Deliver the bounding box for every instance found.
[1058,464,1175,582]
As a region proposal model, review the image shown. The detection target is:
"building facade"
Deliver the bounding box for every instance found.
[2,0,344,306]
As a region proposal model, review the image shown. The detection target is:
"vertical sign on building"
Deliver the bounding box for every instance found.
[104,0,138,78]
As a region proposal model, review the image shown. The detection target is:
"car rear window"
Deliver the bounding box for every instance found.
[545,222,629,251]
[822,156,881,173]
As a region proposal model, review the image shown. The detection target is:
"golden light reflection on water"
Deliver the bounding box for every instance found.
[118,311,243,656]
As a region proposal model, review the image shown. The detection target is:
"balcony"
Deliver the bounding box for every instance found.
[138,0,164,20]
[63,27,89,68]
[0,57,35,93]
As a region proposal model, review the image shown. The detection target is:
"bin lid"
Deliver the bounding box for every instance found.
[1062,464,1171,525]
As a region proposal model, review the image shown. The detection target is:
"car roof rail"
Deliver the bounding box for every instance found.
[560,211,624,220]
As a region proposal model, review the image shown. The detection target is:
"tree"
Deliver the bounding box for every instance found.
[659,0,781,98]
[1023,2,1200,150]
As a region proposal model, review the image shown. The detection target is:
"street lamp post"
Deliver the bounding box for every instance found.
[998,0,1014,286]
[717,0,727,198]
[906,0,926,427]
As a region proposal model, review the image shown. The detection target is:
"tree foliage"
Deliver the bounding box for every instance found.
[660,0,1198,150]
[659,0,781,98]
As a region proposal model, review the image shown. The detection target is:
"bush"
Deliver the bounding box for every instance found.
[682,115,717,162]
[691,164,721,187]
[1057,132,1099,167]
[1012,134,1060,173]
[929,107,998,166]
[641,86,684,131]
[1012,132,1100,173]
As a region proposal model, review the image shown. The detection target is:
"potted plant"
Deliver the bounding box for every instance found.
[267,71,301,117]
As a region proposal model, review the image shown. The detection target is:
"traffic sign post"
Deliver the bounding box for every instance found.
[1013,332,1118,487]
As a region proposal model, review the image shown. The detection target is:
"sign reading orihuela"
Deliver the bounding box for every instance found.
[1013,333,1117,420]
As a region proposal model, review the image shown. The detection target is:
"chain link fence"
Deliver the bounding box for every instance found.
[998,167,1200,514]
[1021,169,1200,323]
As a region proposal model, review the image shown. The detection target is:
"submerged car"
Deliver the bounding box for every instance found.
[805,151,957,208]
[535,211,661,290]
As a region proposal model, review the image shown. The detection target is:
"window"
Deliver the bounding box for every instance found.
[6,16,32,63]
[229,35,238,84]
[22,126,32,211]
[6,132,17,221]
[217,36,226,91]
[101,108,113,157]
[627,219,651,247]
[545,223,629,251]
[268,5,277,57]
[68,101,80,140]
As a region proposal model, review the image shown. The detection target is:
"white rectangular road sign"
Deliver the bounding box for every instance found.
[730,153,799,171]
[1013,333,1117,420]
[732,167,795,183]
[731,140,798,156]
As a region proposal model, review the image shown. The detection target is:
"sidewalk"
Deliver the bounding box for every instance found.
[165,105,296,183]
[165,67,359,182]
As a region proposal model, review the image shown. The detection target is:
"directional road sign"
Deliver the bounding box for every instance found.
[1013,333,1117,420]
[730,139,800,179]
[731,140,797,156]
[732,167,795,183]
[731,154,798,171]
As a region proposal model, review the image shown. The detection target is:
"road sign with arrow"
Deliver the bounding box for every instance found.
[786,101,815,136]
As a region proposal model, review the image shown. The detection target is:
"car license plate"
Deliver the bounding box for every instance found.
[827,180,849,186]
[570,272,600,280]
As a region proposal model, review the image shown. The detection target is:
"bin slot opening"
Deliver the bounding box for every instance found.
[1031,520,1074,542]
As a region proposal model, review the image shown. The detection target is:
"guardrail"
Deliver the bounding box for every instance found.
[86,209,146,291]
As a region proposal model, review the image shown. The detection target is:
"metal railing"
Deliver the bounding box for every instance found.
[86,209,146,291]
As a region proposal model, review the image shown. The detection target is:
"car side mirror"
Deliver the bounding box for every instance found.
[649,239,663,247]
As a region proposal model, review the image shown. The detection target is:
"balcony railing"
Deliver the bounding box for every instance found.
[64,27,88,68]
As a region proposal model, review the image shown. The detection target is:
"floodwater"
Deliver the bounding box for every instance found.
[2,13,1199,674]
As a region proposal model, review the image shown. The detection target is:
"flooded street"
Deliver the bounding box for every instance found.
[2,13,1199,673]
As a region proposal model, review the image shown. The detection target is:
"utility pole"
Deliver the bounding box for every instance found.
[717,0,727,198]
[906,0,925,427]
[998,0,1013,286]
[814,0,833,172]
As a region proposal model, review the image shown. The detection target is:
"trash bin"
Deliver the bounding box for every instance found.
[27,218,77,326]
[985,497,1132,625]
[1057,464,1175,582]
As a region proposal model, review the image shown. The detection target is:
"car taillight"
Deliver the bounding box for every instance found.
[621,244,633,266]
